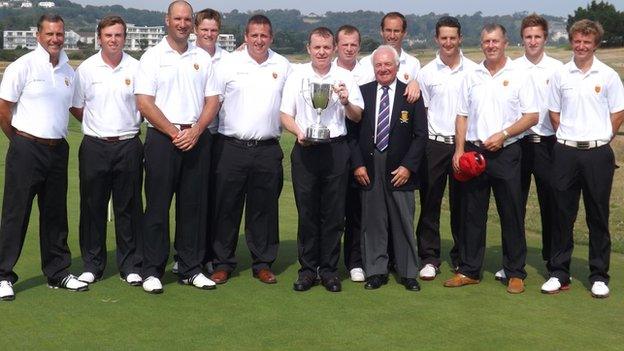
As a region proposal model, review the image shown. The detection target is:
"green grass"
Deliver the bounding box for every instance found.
[0,119,623,350]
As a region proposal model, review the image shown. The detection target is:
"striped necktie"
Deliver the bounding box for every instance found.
[376,85,390,152]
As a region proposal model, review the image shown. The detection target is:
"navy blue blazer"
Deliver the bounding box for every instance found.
[348,80,427,191]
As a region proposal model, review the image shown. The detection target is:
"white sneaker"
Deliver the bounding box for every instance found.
[494,269,506,280]
[591,281,610,298]
[419,264,438,281]
[180,273,216,290]
[172,261,179,274]
[349,267,365,282]
[540,277,570,294]
[124,273,142,286]
[0,280,15,301]
[142,276,163,294]
[48,275,89,292]
[78,272,96,284]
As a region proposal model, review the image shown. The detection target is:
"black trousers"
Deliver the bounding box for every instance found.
[458,142,527,280]
[212,136,283,273]
[78,135,143,278]
[416,140,462,268]
[550,143,614,285]
[142,128,211,280]
[291,140,349,280]
[344,184,363,270]
[520,135,557,268]
[0,135,71,284]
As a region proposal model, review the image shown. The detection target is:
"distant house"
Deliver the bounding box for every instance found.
[0,2,10,8]
[77,32,95,45]
[20,1,32,8]
[302,12,324,24]
[38,1,55,8]
[3,27,80,50]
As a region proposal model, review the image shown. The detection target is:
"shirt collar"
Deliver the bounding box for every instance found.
[568,55,601,74]
[434,51,466,71]
[160,36,195,56]
[377,78,398,92]
[94,50,129,70]
[332,57,361,72]
[242,47,276,66]
[34,43,69,67]
[476,56,513,76]
[519,53,550,68]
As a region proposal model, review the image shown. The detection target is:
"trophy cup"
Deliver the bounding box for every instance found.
[303,81,335,143]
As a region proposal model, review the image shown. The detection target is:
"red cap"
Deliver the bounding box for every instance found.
[453,151,487,182]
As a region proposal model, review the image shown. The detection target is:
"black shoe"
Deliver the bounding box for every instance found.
[321,276,342,293]
[364,274,388,290]
[401,277,421,291]
[293,276,317,291]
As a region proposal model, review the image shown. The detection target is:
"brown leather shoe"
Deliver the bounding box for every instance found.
[254,268,277,284]
[210,270,229,284]
[443,273,480,287]
[506,277,525,294]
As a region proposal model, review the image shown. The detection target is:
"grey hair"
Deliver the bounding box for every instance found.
[371,45,400,66]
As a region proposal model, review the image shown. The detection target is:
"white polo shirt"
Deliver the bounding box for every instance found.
[417,53,477,136]
[280,63,364,138]
[332,58,368,86]
[216,48,291,140]
[514,53,563,136]
[72,51,140,138]
[548,56,624,141]
[360,48,421,84]
[457,57,538,146]
[0,44,74,138]
[207,45,230,133]
[134,37,219,125]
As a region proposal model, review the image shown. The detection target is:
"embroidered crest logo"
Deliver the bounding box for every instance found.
[404,73,409,81]
[595,85,601,93]
[503,80,509,87]
[194,63,199,71]
[125,78,131,86]
[64,77,70,87]
[273,72,277,79]
[400,110,409,123]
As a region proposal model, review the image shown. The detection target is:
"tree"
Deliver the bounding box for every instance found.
[567,1,624,47]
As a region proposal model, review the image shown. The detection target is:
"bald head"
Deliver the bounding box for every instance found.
[167,0,193,15]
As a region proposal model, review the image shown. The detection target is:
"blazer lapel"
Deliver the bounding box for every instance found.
[367,84,379,132]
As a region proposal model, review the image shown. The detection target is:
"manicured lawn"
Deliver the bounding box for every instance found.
[0,118,623,350]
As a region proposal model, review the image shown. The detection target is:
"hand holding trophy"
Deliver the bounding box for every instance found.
[302,79,340,143]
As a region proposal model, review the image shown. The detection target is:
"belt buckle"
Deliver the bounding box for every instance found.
[528,135,541,143]
[246,140,258,147]
[444,136,454,144]
[576,141,590,149]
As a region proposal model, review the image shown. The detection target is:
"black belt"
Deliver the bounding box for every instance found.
[15,130,62,146]
[523,134,554,144]
[329,135,347,143]
[222,135,278,147]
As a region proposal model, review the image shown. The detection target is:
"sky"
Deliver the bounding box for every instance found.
[73,0,624,17]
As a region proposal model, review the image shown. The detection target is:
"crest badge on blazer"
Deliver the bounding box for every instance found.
[595,85,601,93]
[194,63,200,71]
[400,110,409,123]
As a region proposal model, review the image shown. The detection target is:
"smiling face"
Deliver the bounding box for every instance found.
[244,23,272,62]
[373,48,398,86]
[98,23,125,57]
[195,18,219,51]
[381,17,406,52]
[571,32,598,64]
[336,31,360,65]
[435,26,462,59]
[480,27,508,65]
[37,20,65,61]
[307,33,335,72]
[522,25,546,61]
[165,2,193,44]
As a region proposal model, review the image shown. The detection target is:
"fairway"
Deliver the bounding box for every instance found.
[0,118,623,350]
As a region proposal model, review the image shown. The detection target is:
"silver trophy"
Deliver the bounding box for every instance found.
[303,81,336,143]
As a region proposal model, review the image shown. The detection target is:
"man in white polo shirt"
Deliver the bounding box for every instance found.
[135,0,220,294]
[443,23,538,294]
[491,14,564,282]
[415,16,477,281]
[70,15,143,287]
[171,7,231,276]
[281,27,363,293]
[545,19,624,298]
[209,14,291,285]
[0,14,88,301]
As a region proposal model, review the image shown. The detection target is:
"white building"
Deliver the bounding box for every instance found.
[0,2,10,8]
[38,1,54,8]
[3,27,79,50]
[95,23,165,51]
[188,33,236,52]
[20,1,32,7]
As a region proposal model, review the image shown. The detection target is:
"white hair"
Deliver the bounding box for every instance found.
[371,45,400,66]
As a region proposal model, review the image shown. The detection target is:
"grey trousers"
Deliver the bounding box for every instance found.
[361,150,419,278]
